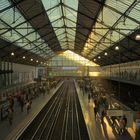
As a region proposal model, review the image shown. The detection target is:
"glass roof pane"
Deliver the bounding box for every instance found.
[48,50,98,66]
[2,30,22,42]
[52,18,63,27]
[129,10,140,22]
[99,7,121,27]
[26,32,36,42]
[94,22,108,37]
[47,7,62,22]
[0,0,52,58]
[42,0,78,50]
[83,0,140,58]
[55,28,65,35]
[106,0,131,13]
[0,22,9,34]
[42,0,58,10]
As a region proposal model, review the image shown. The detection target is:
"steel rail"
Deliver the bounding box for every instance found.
[64,84,71,140]
[31,84,67,140]
[60,84,70,140]
[43,85,69,140]
[74,82,82,140]
[72,88,74,140]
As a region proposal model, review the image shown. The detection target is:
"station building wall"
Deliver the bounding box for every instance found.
[0,63,35,88]
[99,60,140,84]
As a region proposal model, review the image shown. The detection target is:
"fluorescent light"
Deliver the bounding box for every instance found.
[30,58,33,61]
[115,46,119,50]
[36,60,38,63]
[104,52,108,56]
[98,56,101,59]
[22,56,25,59]
[135,34,140,40]
[11,52,14,56]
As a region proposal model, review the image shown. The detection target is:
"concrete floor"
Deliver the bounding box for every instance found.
[0,83,62,140]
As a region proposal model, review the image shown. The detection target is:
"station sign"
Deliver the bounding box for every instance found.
[107,109,133,127]
[107,109,123,116]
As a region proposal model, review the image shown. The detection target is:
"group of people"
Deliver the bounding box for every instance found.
[5,83,48,125]
[79,80,128,135]
[6,95,32,125]
[119,115,127,135]
[93,95,108,123]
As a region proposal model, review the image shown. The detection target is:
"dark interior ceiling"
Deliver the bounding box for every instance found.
[0,0,140,66]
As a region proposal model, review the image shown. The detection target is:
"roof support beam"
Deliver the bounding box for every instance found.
[0,17,61,55]
[0,3,60,36]
[94,0,140,25]
[89,0,140,56]
[60,1,69,48]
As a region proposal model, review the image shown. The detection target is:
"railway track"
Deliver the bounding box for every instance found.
[17,80,89,140]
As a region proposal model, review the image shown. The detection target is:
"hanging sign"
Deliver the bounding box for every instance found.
[107,109,123,116]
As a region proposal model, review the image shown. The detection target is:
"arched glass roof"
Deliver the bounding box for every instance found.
[0,0,140,66]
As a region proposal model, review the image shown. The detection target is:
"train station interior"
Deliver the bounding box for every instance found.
[0,0,140,140]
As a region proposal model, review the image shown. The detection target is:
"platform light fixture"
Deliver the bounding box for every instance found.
[104,52,108,56]
[11,52,14,56]
[98,56,101,59]
[36,60,38,63]
[22,56,25,59]
[30,58,33,61]
[135,34,140,40]
[115,46,119,50]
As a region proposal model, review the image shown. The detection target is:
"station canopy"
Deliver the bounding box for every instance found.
[0,0,140,66]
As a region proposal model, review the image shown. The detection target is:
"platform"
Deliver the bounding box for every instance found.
[0,82,63,140]
[75,81,136,140]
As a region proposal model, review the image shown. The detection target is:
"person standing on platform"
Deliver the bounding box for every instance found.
[122,115,127,133]
[88,93,91,103]
[7,107,13,125]
[135,127,140,140]
[94,99,98,119]
[19,94,24,112]
[9,95,14,112]
[119,116,126,135]
[42,85,46,96]
[26,99,32,114]
[101,109,106,123]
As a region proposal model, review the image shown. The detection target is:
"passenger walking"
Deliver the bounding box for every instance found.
[94,99,98,119]
[135,127,140,140]
[42,86,46,96]
[88,93,91,103]
[26,99,32,114]
[47,87,50,94]
[101,109,106,123]
[19,94,24,112]
[9,95,14,112]
[94,106,98,119]
[122,115,127,133]
[7,108,13,125]
[119,116,126,135]
[111,116,116,126]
